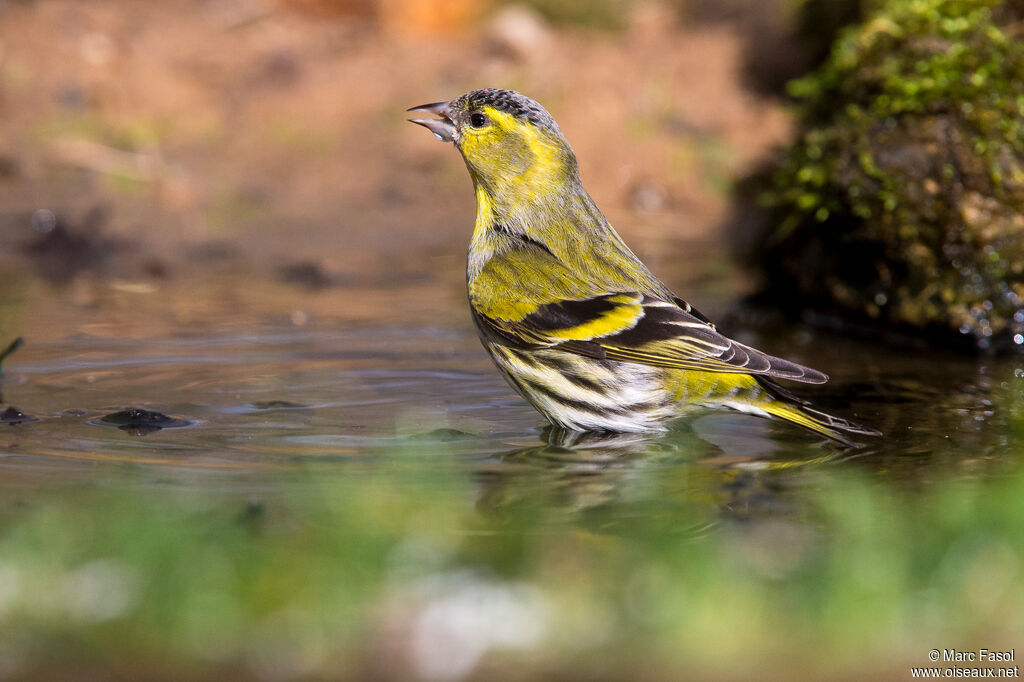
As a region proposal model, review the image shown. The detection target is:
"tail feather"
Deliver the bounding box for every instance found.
[674,371,880,444]
[761,402,881,445]
[755,377,881,445]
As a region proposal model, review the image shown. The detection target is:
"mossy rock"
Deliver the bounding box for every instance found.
[746,0,1024,351]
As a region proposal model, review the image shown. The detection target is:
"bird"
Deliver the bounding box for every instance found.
[409,88,878,443]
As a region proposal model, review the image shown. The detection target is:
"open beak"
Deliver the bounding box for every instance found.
[408,100,456,143]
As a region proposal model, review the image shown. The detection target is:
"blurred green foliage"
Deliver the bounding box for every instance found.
[750,0,1024,350]
[0,447,1022,679]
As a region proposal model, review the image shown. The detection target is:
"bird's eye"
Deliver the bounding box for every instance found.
[469,113,487,128]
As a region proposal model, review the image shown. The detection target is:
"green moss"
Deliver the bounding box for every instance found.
[753,0,1024,351]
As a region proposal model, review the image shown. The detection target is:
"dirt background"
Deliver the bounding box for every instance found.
[0,0,793,332]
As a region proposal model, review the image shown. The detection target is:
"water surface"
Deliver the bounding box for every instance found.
[0,263,1021,679]
[1,274,1017,501]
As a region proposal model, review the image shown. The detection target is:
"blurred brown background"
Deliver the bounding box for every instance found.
[0,0,795,330]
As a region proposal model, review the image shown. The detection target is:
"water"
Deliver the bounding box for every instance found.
[1,282,1017,500]
[0,266,1021,678]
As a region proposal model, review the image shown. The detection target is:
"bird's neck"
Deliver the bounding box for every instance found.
[467,179,671,299]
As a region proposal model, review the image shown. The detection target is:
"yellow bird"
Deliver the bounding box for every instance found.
[410,89,878,443]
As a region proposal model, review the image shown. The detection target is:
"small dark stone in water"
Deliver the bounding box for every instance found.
[100,408,191,435]
[60,408,88,417]
[250,400,309,410]
[1,407,39,425]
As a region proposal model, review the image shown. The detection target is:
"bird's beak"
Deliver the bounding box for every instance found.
[407,101,456,143]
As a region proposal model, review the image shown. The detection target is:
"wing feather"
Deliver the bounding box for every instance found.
[476,292,828,384]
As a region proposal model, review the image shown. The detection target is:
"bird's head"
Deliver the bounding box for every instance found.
[409,89,579,204]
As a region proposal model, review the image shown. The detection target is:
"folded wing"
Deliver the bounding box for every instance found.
[477,292,828,384]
